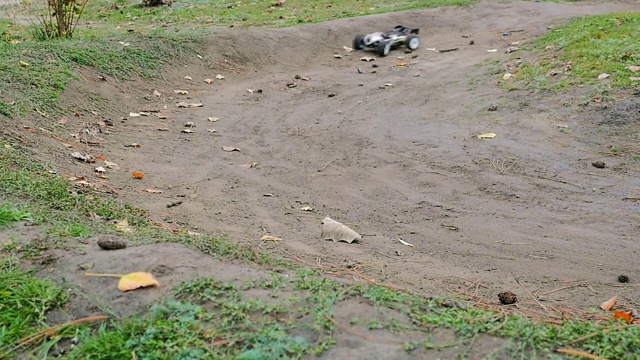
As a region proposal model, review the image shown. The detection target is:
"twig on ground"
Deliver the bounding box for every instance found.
[556,348,608,360]
[515,278,552,315]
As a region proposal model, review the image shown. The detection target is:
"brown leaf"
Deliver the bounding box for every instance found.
[153,90,162,97]
[261,235,282,243]
[177,101,204,108]
[95,155,106,161]
[204,78,213,84]
[132,171,144,179]
[173,89,188,95]
[613,310,632,323]
[58,117,68,125]
[600,295,617,311]
[222,146,241,152]
[321,217,361,244]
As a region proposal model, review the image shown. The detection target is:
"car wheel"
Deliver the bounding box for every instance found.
[353,35,365,50]
[377,42,391,57]
[406,35,420,50]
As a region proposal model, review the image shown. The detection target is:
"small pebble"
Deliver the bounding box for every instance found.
[592,161,606,169]
[328,93,336,98]
[618,274,629,283]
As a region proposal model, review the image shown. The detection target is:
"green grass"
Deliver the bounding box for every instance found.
[0,258,67,353]
[0,26,197,117]
[513,12,640,90]
[0,203,32,227]
[66,271,640,359]
[84,0,472,28]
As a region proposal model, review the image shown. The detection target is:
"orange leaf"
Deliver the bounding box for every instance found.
[613,311,632,323]
[600,295,617,311]
[117,272,160,292]
[95,155,106,161]
[132,171,144,179]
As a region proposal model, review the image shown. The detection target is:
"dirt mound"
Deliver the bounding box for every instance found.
[17,0,640,313]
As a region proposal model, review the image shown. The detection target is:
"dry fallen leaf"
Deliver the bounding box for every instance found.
[301,206,314,211]
[613,310,632,323]
[343,46,353,52]
[216,74,225,80]
[239,162,258,168]
[398,239,414,247]
[204,78,213,84]
[85,272,159,292]
[207,129,217,133]
[222,146,241,152]
[104,160,119,169]
[600,295,618,311]
[58,116,68,125]
[173,89,188,95]
[113,219,134,233]
[95,155,107,161]
[333,54,342,59]
[153,90,162,97]
[184,75,192,80]
[321,217,361,244]
[71,152,95,163]
[477,133,496,139]
[208,117,220,122]
[119,272,160,292]
[182,129,194,133]
[626,65,640,73]
[95,166,106,173]
[145,188,163,194]
[360,57,375,62]
[132,171,144,179]
[261,235,282,243]
[177,101,204,108]
[598,73,611,80]
[184,121,196,128]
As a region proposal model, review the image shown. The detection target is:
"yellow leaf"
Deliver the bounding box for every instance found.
[118,272,160,292]
[114,219,134,233]
[477,133,496,139]
[85,272,160,292]
[19,61,29,67]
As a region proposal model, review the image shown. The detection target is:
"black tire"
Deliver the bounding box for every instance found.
[406,35,420,50]
[353,35,365,50]
[376,42,391,57]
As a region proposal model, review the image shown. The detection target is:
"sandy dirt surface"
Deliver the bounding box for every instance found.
[9,0,640,314]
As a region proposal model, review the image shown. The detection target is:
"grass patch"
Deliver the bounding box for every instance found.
[83,0,472,28]
[0,258,67,352]
[0,203,32,227]
[0,26,197,116]
[66,271,640,359]
[514,12,640,90]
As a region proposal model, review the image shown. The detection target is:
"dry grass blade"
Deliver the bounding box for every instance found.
[515,278,552,315]
[556,348,608,359]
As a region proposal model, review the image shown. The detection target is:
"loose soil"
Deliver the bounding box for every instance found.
[3,0,640,350]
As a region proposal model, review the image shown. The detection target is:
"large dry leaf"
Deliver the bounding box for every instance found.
[321,217,361,244]
[118,272,160,292]
[600,295,618,311]
[177,101,203,108]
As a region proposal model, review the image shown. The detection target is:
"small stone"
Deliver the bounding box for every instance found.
[78,263,94,270]
[592,161,606,169]
[97,237,127,250]
[294,74,301,79]
[469,40,475,45]
[328,92,336,98]
[498,291,517,305]
[488,103,499,111]
[618,274,629,283]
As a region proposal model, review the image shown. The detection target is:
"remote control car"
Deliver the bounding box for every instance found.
[353,25,420,57]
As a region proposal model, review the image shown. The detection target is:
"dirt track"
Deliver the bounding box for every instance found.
[43,0,640,310]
